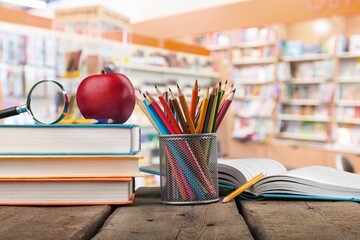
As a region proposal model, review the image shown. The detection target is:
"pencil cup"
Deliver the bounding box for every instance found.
[159,133,219,204]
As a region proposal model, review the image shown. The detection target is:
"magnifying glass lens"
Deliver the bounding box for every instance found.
[28,81,68,124]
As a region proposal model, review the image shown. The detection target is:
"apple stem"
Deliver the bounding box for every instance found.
[101,69,106,74]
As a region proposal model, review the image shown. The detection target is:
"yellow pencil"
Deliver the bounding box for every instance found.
[135,95,161,134]
[222,172,266,203]
[207,85,219,133]
[195,88,209,133]
[58,119,114,124]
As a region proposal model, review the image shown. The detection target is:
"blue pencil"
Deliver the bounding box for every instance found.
[143,99,169,135]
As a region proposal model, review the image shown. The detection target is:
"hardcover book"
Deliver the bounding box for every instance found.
[0,124,141,155]
[0,155,143,178]
[0,177,135,205]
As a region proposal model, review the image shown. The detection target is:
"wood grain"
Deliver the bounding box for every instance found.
[0,205,111,240]
[93,187,253,240]
[238,200,360,240]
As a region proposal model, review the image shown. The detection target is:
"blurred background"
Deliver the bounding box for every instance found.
[0,0,360,183]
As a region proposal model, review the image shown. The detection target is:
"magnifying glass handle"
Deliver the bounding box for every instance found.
[0,106,26,119]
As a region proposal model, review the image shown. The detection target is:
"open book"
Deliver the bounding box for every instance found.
[140,158,360,201]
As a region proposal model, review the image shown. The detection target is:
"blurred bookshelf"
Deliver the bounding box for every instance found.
[194,26,279,142]
[192,17,360,164]
[276,41,335,143]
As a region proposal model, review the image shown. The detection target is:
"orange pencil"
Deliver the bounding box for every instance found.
[177,84,196,134]
[155,86,182,134]
[169,88,189,134]
[190,79,198,123]
[195,88,209,133]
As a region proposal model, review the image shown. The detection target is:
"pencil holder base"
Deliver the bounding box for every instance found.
[159,133,219,205]
[160,198,219,205]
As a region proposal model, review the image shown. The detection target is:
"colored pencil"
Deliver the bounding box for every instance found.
[222,172,266,203]
[215,89,235,132]
[206,85,219,133]
[143,94,169,135]
[145,92,176,134]
[135,95,161,134]
[219,80,227,101]
[177,84,196,134]
[211,84,222,132]
[219,82,234,106]
[202,87,215,133]
[190,79,198,122]
[196,88,209,134]
[163,145,193,200]
[169,88,189,134]
[155,86,182,134]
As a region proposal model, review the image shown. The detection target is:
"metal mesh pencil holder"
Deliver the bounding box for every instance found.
[159,133,219,204]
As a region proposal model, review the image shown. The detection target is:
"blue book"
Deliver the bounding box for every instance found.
[0,124,141,155]
[140,158,360,201]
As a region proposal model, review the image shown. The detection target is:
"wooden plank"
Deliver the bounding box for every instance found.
[0,205,111,240]
[238,200,360,239]
[93,187,253,240]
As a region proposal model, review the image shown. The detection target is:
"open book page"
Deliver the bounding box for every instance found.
[218,158,287,187]
[253,166,360,198]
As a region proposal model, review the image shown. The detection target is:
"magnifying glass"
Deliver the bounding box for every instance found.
[0,80,69,124]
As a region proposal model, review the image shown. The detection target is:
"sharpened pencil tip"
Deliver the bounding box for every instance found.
[222,197,230,203]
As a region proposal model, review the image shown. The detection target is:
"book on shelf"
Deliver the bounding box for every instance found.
[0,124,141,155]
[0,155,143,178]
[140,158,360,201]
[0,177,135,205]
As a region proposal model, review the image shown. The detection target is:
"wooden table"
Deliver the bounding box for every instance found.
[0,187,359,240]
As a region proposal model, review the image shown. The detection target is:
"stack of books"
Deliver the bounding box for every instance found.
[0,124,142,205]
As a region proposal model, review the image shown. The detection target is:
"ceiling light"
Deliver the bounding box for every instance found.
[0,0,47,9]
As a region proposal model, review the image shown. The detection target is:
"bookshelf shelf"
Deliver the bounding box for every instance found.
[232,57,276,65]
[337,77,360,83]
[206,45,230,51]
[277,132,327,142]
[234,113,272,119]
[287,77,330,84]
[280,99,322,105]
[336,118,360,124]
[337,52,360,59]
[205,41,276,51]
[281,54,333,62]
[278,114,330,122]
[335,100,360,106]
[233,40,276,48]
[116,63,220,78]
[234,79,275,85]
[235,96,265,101]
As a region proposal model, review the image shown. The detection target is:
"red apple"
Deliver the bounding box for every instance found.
[76,71,135,123]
